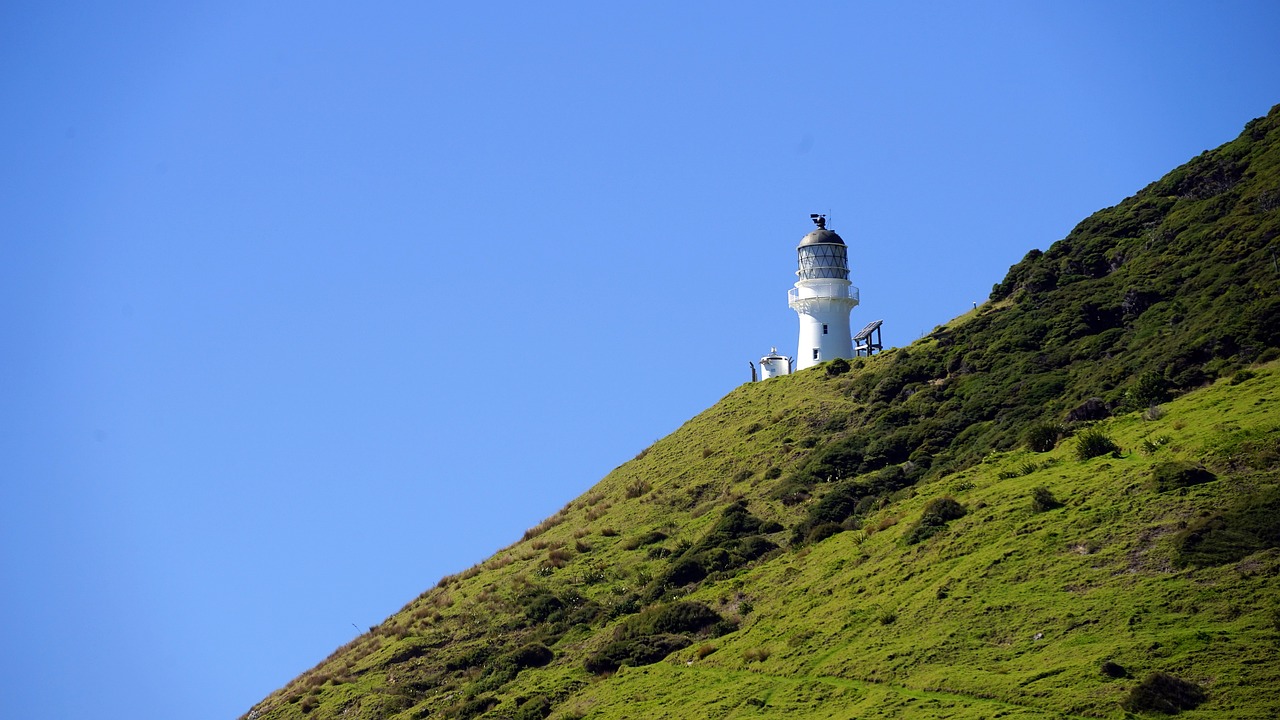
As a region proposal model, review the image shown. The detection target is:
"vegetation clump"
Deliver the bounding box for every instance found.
[622,530,668,550]
[1030,486,1063,512]
[1151,461,1216,492]
[905,497,967,545]
[1074,428,1121,460]
[1121,671,1206,714]
[514,695,552,720]
[647,503,780,598]
[584,601,726,674]
[1173,486,1280,567]
[1100,660,1128,679]
[789,464,916,544]
[508,643,554,670]
[825,358,851,377]
[1023,422,1062,452]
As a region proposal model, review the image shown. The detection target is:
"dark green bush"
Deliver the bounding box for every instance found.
[1075,428,1121,460]
[514,695,553,720]
[587,603,724,671]
[584,634,691,674]
[796,437,867,485]
[648,504,780,597]
[444,645,492,671]
[455,695,499,720]
[920,496,967,522]
[522,590,564,623]
[617,601,722,640]
[1229,368,1256,385]
[806,522,844,544]
[1023,422,1062,452]
[905,497,967,545]
[657,557,706,590]
[825,358,851,376]
[623,530,668,550]
[1121,671,1206,714]
[1174,486,1280,567]
[1100,661,1128,678]
[508,643,553,670]
[1030,486,1063,512]
[1151,461,1216,492]
[1124,371,1171,409]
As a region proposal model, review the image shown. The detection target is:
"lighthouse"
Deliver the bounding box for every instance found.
[788,214,859,370]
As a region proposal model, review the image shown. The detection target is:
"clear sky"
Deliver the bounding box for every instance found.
[2,2,1278,718]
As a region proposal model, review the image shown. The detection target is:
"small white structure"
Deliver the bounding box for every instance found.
[758,347,792,379]
[789,215,859,370]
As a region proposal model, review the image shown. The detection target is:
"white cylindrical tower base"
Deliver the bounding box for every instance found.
[789,280,859,370]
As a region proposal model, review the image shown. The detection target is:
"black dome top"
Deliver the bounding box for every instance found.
[799,215,845,247]
[799,228,846,247]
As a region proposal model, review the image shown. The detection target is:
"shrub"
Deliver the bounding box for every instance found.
[1100,661,1128,678]
[906,497,967,544]
[877,609,898,625]
[1121,671,1206,714]
[617,602,722,640]
[825,358,851,376]
[1173,486,1280,567]
[695,643,717,659]
[1229,368,1256,385]
[660,557,707,588]
[514,695,553,720]
[1023,422,1061,452]
[806,522,844,544]
[625,479,651,499]
[742,647,771,662]
[921,497,967,522]
[1152,461,1216,492]
[584,634,691,674]
[455,695,499,720]
[509,643,554,669]
[1124,371,1170,409]
[1075,428,1120,460]
[1030,486,1063,512]
[523,590,564,623]
[622,530,668,550]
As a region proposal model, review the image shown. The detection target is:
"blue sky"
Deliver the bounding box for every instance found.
[3,3,1279,718]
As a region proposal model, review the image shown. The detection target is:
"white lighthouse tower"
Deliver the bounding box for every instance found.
[788,214,859,370]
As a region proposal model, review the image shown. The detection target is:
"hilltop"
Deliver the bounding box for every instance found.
[245,106,1280,719]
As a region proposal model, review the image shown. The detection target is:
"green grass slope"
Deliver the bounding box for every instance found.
[245,106,1280,720]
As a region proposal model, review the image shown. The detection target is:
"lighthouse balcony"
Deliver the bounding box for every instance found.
[789,285,859,305]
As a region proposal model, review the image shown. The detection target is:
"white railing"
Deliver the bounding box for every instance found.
[789,286,859,304]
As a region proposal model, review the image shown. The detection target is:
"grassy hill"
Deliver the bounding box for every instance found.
[245,106,1280,720]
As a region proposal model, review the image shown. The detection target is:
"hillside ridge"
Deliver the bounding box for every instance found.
[246,105,1280,720]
